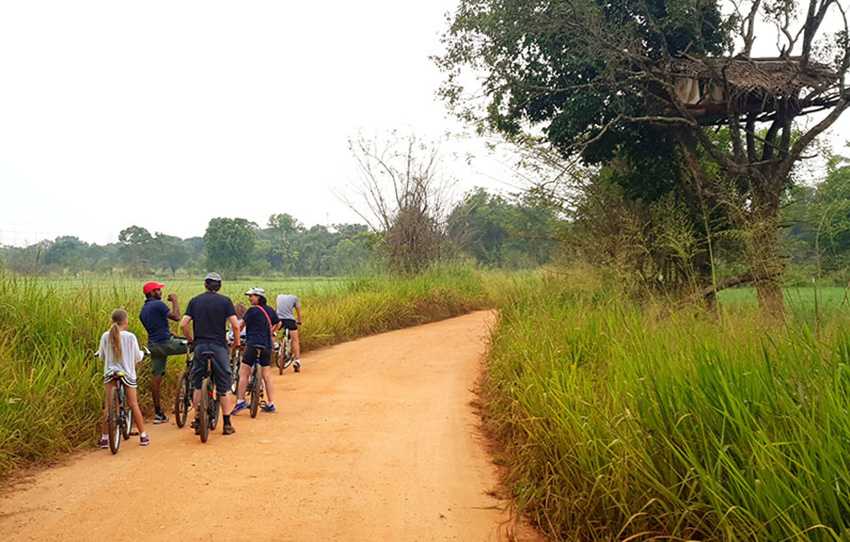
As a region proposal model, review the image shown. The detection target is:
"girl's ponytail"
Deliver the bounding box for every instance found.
[109,309,128,360]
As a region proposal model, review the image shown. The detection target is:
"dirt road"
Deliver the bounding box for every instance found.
[1,311,539,541]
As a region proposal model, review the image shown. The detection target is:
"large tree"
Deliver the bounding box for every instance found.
[43,236,89,270]
[439,0,850,315]
[118,225,154,275]
[152,233,190,275]
[447,188,560,267]
[204,218,257,276]
[265,213,304,273]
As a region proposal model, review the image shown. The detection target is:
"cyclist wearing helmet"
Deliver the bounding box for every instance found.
[139,280,187,424]
[233,287,280,414]
[180,272,240,436]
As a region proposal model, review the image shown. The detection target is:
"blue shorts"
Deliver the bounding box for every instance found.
[190,343,231,396]
[242,344,271,367]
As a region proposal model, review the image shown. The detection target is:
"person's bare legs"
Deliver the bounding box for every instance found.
[220,392,234,416]
[192,388,201,412]
[291,329,301,360]
[235,363,251,402]
[125,387,146,435]
[262,366,275,404]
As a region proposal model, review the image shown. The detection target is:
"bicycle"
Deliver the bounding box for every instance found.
[274,328,294,375]
[162,337,191,428]
[104,369,135,454]
[195,349,221,443]
[173,356,193,428]
[246,345,267,418]
[229,342,244,395]
[96,348,148,454]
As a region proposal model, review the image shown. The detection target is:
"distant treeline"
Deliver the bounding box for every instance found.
[0,188,561,276]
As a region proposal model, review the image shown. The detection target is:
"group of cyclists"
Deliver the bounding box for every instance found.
[96,272,303,447]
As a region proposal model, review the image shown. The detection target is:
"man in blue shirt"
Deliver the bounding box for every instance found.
[140,280,188,424]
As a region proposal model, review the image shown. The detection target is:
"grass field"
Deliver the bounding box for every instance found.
[0,265,493,478]
[486,275,850,540]
[720,285,849,314]
[31,275,351,296]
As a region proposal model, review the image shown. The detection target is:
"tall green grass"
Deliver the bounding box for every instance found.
[0,265,491,478]
[486,274,850,540]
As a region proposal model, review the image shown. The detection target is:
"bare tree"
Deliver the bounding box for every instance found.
[344,133,454,273]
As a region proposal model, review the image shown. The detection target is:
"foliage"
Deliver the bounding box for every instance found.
[447,188,560,268]
[1,187,554,277]
[438,0,726,158]
[485,273,850,540]
[438,0,850,315]
[203,217,258,276]
[785,150,850,279]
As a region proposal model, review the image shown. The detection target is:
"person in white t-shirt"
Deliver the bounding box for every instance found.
[97,308,149,447]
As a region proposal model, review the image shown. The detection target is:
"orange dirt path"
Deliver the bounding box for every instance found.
[1,311,540,542]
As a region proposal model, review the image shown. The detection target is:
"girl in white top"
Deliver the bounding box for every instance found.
[97,308,149,447]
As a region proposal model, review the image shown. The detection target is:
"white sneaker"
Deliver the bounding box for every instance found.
[293,359,301,373]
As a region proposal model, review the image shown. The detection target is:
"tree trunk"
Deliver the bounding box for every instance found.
[749,181,785,318]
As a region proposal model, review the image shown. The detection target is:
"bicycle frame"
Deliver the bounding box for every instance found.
[196,351,221,443]
[247,345,266,418]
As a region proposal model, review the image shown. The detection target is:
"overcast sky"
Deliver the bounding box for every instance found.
[0,1,516,246]
[0,2,847,246]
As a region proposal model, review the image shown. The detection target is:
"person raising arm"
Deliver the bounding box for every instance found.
[139,281,188,424]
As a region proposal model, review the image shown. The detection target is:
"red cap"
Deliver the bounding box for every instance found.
[143,281,165,295]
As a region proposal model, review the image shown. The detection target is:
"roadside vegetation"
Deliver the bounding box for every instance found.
[0,265,492,479]
[485,271,850,540]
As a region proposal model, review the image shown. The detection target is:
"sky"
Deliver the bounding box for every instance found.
[0,1,847,246]
[0,1,516,246]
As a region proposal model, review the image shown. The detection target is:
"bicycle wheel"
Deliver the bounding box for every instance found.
[283,335,294,370]
[275,349,283,375]
[250,365,260,418]
[198,378,210,443]
[209,394,219,430]
[122,407,133,440]
[230,352,240,394]
[174,371,190,428]
[117,386,131,440]
[108,387,121,454]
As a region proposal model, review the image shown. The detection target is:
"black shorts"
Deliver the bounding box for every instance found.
[242,344,271,367]
[280,319,298,331]
[190,343,232,396]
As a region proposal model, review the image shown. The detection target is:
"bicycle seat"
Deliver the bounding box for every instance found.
[253,345,267,352]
